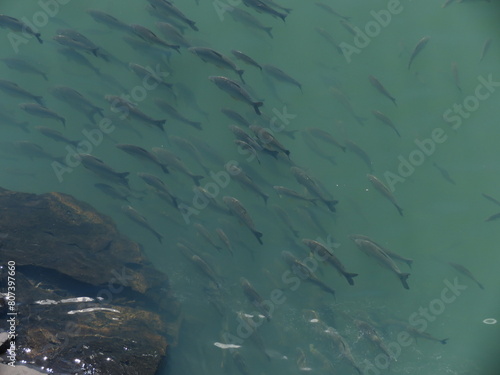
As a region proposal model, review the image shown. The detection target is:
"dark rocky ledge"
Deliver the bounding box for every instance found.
[0,187,181,374]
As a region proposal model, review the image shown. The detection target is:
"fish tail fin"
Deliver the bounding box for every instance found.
[192,175,204,186]
[253,230,264,245]
[92,48,99,57]
[395,127,401,138]
[173,45,181,54]
[399,273,410,290]
[406,260,413,269]
[265,27,273,39]
[262,194,269,205]
[189,21,199,31]
[440,338,449,345]
[310,198,319,206]
[341,146,347,152]
[60,117,66,128]
[20,122,30,134]
[253,101,263,115]
[292,229,300,238]
[280,13,287,22]
[70,140,81,148]
[392,98,397,107]
[35,96,45,106]
[42,73,48,81]
[160,164,170,174]
[396,205,404,216]
[190,121,202,130]
[155,119,166,132]
[36,33,43,44]
[477,282,485,290]
[238,69,245,84]
[325,200,338,212]
[284,149,291,158]
[155,231,164,244]
[345,272,359,286]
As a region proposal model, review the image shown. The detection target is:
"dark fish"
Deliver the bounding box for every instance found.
[226,164,269,204]
[130,24,180,52]
[234,140,261,164]
[481,193,500,206]
[291,167,338,212]
[129,63,173,90]
[273,205,299,238]
[191,254,222,288]
[0,79,44,105]
[228,7,273,39]
[262,64,302,92]
[354,319,396,361]
[273,185,317,205]
[433,162,455,185]
[367,174,403,216]
[56,29,108,61]
[480,38,492,62]
[105,95,166,131]
[80,154,130,189]
[242,0,288,22]
[301,130,337,166]
[35,126,79,147]
[330,87,366,126]
[154,98,202,130]
[0,109,30,133]
[408,36,430,70]
[451,62,461,92]
[261,0,292,14]
[302,239,358,286]
[209,76,263,115]
[216,228,234,256]
[221,108,251,127]
[169,135,210,173]
[194,222,222,252]
[50,86,104,123]
[94,183,130,202]
[250,124,290,157]
[315,27,342,55]
[240,277,271,320]
[231,50,262,71]
[369,75,397,106]
[189,47,245,83]
[57,47,100,76]
[19,103,65,127]
[350,234,413,269]
[137,172,177,208]
[86,9,130,32]
[345,139,373,172]
[121,205,163,243]
[147,0,198,31]
[115,144,168,174]
[223,196,263,245]
[13,141,61,162]
[448,261,484,290]
[53,34,100,57]
[0,15,42,44]
[306,127,346,152]
[372,110,400,137]
[384,319,448,344]
[156,21,191,48]
[0,57,47,81]
[152,147,204,186]
[314,2,350,20]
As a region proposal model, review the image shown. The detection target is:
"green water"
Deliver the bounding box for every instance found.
[1,0,499,374]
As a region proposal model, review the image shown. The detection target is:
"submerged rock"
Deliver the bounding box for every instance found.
[0,187,181,374]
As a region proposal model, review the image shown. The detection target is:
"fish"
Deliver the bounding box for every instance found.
[350,234,413,269]
[383,319,448,344]
[282,251,336,298]
[240,277,271,320]
[242,0,288,22]
[147,0,199,31]
[152,147,204,186]
[129,24,180,52]
[209,76,263,115]
[56,29,108,61]
[345,139,373,172]
[230,125,263,152]
[261,0,292,14]
[216,228,234,256]
[0,79,44,105]
[231,50,262,71]
[236,312,271,360]
[367,174,403,216]
[321,325,363,374]
[291,167,338,212]
[371,110,400,137]
[116,144,169,174]
[315,27,343,55]
[306,127,346,152]
[189,47,245,83]
[226,164,269,204]
[50,86,104,123]
[314,2,351,20]
[223,196,263,245]
[262,64,302,92]
[154,99,202,130]
[129,63,173,90]
[176,82,209,119]
[230,350,250,375]
[137,172,178,208]
[35,126,79,147]
[408,36,430,69]
[448,261,484,289]
[433,162,456,185]
[352,238,410,289]
[227,7,273,39]
[156,21,191,48]
[221,108,251,127]
[309,344,335,372]
[0,15,42,44]
[0,57,48,81]
[0,110,30,133]
[105,95,166,131]
[13,141,62,162]
[354,319,396,361]
[86,9,130,32]
[169,135,210,174]
[369,75,397,107]
[480,38,492,62]
[53,34,100,57]
[272,205,299,238]
[79,154,130,189]
[121,205,163,244]
[194,222,223,252]
[330,87,366,126]
[302,239,358,286]
[234,140,261,165]
[250,124,290,158]
[19,103,66,127]
[94,183,130,203]
[272,185,318,205]
[451,62,461,92]
[340,19,358,36]
[191,255,222,288]
[481,193,500,206]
